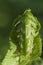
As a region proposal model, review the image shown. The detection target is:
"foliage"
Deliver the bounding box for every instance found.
[1,9,42,65]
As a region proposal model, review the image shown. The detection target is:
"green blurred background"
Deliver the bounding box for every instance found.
[0,0,43,64]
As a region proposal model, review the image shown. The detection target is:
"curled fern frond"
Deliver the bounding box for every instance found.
[2,9,42,65]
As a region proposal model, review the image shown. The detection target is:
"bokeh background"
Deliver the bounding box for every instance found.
[0,0,43,65]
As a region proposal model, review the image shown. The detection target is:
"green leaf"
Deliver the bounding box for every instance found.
[2,9,42,65]
[2,41,19,65]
